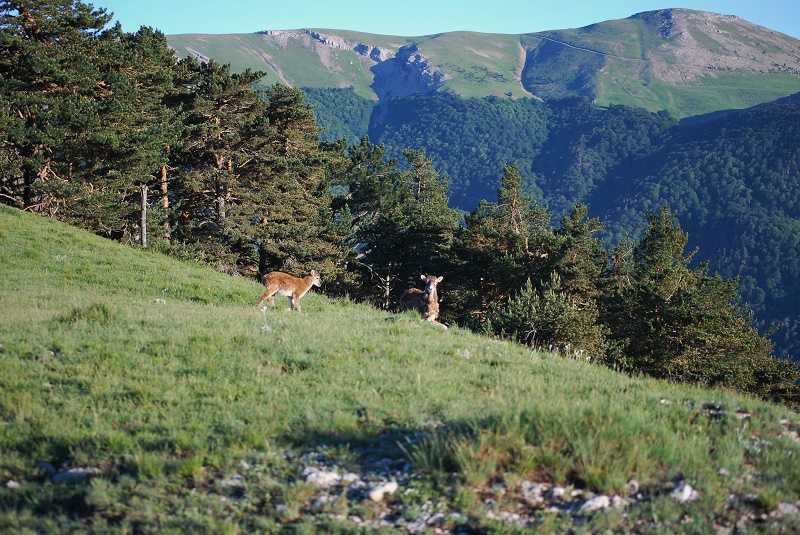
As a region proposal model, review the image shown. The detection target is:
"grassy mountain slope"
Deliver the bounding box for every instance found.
[167,8,800,118]
[2,209,800,531]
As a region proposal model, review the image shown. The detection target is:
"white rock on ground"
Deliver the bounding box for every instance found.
[52,467,100,484]
[303,467,340,488]
[5,480,20,489]
[624,479,640,496]
[579,495,611,513]
[671,480,700,503]
[369,481,399,502]
[219,474,245,488]
[520,481,548,504]
[774,502,799,517]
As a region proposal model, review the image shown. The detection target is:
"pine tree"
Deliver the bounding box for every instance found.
[230,84,351,284]
[0,2,182,242]
[602,207,798,399]
[170,59,266,268]
[449,164,553,327]
[339,145,458,307]
[0,0,113,214]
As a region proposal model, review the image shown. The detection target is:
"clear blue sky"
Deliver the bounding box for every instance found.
[91,0,799,38]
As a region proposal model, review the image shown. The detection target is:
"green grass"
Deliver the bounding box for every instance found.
[1,205,799,532]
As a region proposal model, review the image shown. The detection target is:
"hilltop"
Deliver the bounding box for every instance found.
[1,207,799,531]
[167,8,800,118]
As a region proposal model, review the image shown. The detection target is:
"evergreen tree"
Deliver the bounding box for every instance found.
[170,59,266,268]
[602,207,799,400]
[0,1,181,242]
[449,165,553,327]
[231,84,351,284]
[339,144,459,307]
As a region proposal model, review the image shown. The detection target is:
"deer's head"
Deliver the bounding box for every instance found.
[420,274,443,295]
[310,270,322,287]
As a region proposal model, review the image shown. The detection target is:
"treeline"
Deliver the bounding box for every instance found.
[316,88,800,359]
[2,1,798,406]
[333,150,799,405]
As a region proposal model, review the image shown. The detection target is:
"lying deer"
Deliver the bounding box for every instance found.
[399,274,447,329]
[256,270,321,312]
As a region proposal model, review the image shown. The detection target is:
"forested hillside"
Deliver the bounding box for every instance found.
[357,91,800,359]
[596,93,800,358]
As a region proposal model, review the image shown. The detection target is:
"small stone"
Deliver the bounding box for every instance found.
[311,495,330,511]
[52,467,100,484]
[219,474,244,488]
[304,467,340,488]
[548,486,566,499]
[238,460,252,471]
[718,468,730,477]
[671,480,699,503]
[624,479,640,496]
[580,495,611,513]
[520,481,547,504]
[341,472,360,483]
[774,502,799,517]
[491,483,506,496]
[368,481,399,502]
[5,480,20,489]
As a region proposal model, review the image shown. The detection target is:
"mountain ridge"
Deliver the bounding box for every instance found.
[167,8,800,117]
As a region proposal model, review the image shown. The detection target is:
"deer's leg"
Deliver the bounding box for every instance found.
[256,285,278,308]
[291,294,302,312]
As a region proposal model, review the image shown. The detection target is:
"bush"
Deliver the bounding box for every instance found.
[489,274,607,360]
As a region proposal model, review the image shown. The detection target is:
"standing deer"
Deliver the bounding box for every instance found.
[399,274,447,329]
[256,270,321,312]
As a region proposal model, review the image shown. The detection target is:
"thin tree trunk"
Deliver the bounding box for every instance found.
[217,191,225,228]
[160,163,170,239]
[140,184,148,248]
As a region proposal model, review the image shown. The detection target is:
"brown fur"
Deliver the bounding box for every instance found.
[256,270,321,312]
[400,274,446,329]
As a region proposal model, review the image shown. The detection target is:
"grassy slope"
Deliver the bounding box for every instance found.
[1,205,799,532]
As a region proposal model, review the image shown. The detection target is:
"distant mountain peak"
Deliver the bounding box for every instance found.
[168,9,800,118]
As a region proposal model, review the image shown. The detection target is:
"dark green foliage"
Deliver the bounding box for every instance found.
[0,0,351,285]
[332,139,459,307]
[489,274,607,360]
[231,84,352,283]
[302,87,374,144]
[367,94,672,213]
[602,208,799,401]
[594,93,800,359]
[446,165,554,327]
[370,94,551,208]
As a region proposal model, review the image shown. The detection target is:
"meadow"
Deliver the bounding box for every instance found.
[1,205,798,533]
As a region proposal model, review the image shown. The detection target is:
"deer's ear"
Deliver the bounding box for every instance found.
[420,274,427,281]
[436,276,444,283]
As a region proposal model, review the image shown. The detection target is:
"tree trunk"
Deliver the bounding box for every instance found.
[258,244,268,281]
[217,190,226,228]
[160,163,170,239]
[140,184,148,248]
